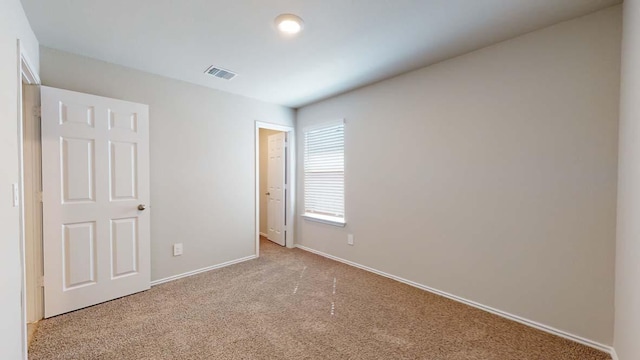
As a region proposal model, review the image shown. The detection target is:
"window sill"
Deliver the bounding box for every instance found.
[301,213,346,227]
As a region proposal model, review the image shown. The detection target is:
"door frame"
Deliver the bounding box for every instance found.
[21,70,42,323]
[17,39,41,360]
[255,121,295,256]
[265,131,286,246]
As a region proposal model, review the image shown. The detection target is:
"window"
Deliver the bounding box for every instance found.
[303,120,345,226]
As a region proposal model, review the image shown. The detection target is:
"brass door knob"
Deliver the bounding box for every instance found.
[138,204,146,211]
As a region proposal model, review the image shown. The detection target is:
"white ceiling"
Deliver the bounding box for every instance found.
[21,0,620,108]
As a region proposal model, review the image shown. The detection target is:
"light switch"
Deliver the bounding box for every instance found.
[173,243,183,256]
[12,184,19,207]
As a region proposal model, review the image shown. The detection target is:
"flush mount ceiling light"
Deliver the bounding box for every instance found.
[275,14,304,35]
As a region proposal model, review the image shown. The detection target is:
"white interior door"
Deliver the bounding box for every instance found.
[267,132,286,246]
[41,86,150,318]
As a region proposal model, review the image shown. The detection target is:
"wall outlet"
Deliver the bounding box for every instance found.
[347,234,354,246]
[173,243,183,256]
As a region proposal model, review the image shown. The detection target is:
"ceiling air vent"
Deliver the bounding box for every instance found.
[204,65,237,80]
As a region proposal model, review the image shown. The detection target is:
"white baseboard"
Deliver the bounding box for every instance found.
[260,232,268,238]
[295,244,615,357]
[610,348,619,360]
[150,255,257,286]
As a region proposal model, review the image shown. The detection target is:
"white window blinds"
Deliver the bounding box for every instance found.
[304,121,345,219]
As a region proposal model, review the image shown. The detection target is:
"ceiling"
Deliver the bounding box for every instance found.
[21,0,621,108]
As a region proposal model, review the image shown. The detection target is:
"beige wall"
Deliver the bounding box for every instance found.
[614,1,640,359]
[0,0,39,358]
[296,6,621,345]
[259,129,282,235]
[40,47,295,282]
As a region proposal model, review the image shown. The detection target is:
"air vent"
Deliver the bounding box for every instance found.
[204,66,237,80]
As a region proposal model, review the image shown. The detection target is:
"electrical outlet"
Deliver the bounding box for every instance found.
[173,243,183,256]
[347,234,354,246]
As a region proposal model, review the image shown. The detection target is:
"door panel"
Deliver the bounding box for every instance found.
[63,222,96,289]
[110,218,138,278]
[267,132,286,246]
[108,110,137,132]
[42,86,150,318]
[59,102,94,127]
[61,138,95,203]
[110,141,138,200]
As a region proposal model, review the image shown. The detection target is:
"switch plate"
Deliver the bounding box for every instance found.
[12,184,19,207]
[347,234,354,246]
[173,243,183,256]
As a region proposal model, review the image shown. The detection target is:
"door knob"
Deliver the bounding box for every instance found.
[138,204,146,211]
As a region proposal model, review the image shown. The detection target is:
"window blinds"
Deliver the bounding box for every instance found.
[304,122,345,219]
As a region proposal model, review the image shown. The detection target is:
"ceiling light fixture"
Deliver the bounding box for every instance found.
[275,14,304,35]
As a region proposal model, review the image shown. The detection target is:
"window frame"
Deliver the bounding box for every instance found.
[301,119,346,227]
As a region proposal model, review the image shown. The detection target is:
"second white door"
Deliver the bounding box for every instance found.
[267,132,286,246]
[41,86,151,318]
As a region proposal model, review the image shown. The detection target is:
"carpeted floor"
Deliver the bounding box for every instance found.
[29,237,611,360]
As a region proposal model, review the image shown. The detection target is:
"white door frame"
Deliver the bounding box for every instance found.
[17,39,41,360]
[21,71,42,323]
[255,121,295,255]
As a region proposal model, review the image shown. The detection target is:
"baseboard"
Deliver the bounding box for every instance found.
[259,232,268,238]
[610,348,619,360]
[27,322,39,348]
[150,255,257,286]
[295,244,615,356]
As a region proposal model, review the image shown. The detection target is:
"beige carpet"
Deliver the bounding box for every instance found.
[29,237,610,360]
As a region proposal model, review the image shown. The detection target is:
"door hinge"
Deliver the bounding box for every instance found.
[38,276,45,287]
[34,105,41,118]
[37,191,43,203]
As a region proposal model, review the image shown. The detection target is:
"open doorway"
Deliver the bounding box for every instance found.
[259,128,286,246]
[255,122,295,256]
